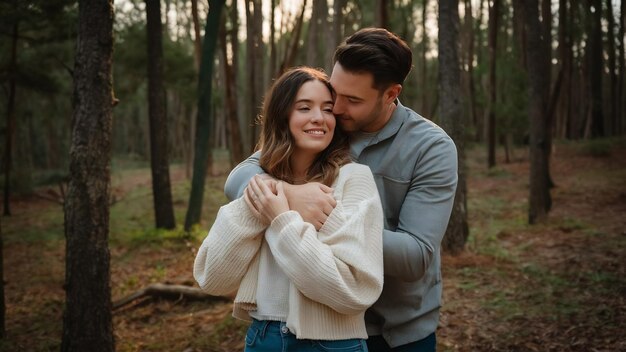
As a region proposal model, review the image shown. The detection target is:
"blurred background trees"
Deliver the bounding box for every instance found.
[1,0,624,232]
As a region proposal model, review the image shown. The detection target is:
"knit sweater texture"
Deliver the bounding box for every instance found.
[194,163,384,340]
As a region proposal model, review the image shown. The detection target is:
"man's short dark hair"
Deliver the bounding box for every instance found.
[333,27,413,91]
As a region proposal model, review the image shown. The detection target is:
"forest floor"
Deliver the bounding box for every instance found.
[1,138,625,352]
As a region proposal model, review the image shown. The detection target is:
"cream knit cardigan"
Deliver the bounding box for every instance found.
[194,163,384,340]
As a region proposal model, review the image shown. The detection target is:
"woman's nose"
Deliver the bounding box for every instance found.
[310,108,323,122]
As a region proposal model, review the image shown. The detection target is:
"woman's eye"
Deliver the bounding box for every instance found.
[323,108,333,113]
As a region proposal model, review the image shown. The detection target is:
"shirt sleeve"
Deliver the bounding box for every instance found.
[382,136,458,280]
[263,165,384,315]
[224,151,264,201]
[193,198,266,295]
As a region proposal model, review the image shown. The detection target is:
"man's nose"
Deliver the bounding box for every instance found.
[333,97,345,115]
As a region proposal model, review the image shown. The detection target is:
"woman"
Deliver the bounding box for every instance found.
[193,67,383,352]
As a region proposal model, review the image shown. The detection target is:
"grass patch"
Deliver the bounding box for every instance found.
[196,315,248,350]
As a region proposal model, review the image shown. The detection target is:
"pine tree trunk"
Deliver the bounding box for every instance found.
[421,0,429,114]
[525,0,552,224]
[619,0,625,134]
[191,0,202,71]
[219,9,243,164]
[487,0,499,168]
[244,0,265,152]
[375,0,389,28]
[184,0,225,231]
[587,0,604,137]
[556,0,572,139]
[146,0,176,229]
[464,0,478,142]
[0,215,4,337]
[439,0,468,254]
[3,21,18,217]
[606,0,616,136]
[61,0,115,350]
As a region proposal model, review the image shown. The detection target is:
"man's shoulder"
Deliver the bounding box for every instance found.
[397,106,454,147]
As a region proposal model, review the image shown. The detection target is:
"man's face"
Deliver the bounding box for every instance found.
[330,63,385,133]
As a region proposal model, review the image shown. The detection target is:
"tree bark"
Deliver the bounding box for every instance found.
[61,0,115,350]
[619,0,625,134]
[184,0,225,231]
[191,0,202,71]
[146,0,176,229]
[0,215,4,337]
[587,0,604,137]
[606,0,617,135]
[556,0,572,139]
[245,0,265,152]
[3,20,18,217]
[524,0,552,224]
[464,0,478,142]
[421,0,429,114]
[280,0,307,74]
[439,0,468,254]
[375,0,389,29]
[219,7,243,164]
[487,0,500,168]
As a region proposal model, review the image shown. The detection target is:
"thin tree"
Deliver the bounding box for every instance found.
[587,0,604,137]
[606,0,617,135]
[619,0,625,134]
[184,0,226,231]
[464,0,478,141]
[146,0,176,229]
[61,0,115,350]
[421,0,429,114]
[219,5,243,164]
[487,0,500,168]
[3,14,18,217]
[556,0,573,139]
[376,0,389,28]
[524,0,552,224]
[439,0,468,253]
[191,0,202,71]
[244,0,265,152]
[279,0,307,74]
[0,215,4,337]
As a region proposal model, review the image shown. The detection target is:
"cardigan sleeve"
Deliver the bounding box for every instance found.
[264,164,384,315]
[193,198,266,295]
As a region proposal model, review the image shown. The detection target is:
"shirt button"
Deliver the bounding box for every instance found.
[281,326,289,334]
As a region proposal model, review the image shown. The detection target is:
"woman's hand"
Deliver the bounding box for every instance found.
[244,175,290,223]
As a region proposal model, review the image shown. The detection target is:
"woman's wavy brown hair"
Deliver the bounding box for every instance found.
[257,67,351,186]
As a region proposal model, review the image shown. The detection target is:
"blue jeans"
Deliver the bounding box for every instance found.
[366,333,436,352]
[244,319,368,352]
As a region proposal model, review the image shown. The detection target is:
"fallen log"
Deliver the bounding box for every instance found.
[113,283,230,311]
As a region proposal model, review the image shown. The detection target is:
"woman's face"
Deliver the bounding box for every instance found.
[288,80,336,158]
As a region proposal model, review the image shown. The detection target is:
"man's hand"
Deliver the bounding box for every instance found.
[283,182,336,230]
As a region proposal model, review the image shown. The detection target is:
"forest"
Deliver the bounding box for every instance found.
[0,0,625,351]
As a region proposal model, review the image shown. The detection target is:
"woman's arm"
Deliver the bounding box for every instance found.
[193,198,266,295]
[264,164,384,315]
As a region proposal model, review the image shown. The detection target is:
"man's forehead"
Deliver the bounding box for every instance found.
[330,64,376,96]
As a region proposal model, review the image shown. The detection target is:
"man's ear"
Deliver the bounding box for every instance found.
[384,84,402,104]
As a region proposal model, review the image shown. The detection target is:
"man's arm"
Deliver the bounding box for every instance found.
[224,151,337,229]
[382,137,458,281]
[224,151,263,201]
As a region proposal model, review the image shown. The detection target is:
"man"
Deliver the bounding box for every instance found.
[224,28,458,351]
